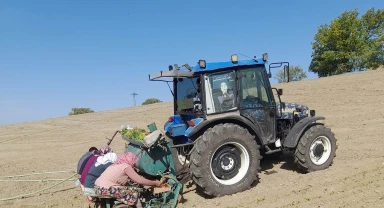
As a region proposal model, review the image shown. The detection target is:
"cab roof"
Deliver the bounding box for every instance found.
[191,57,267,73]
[149,56,267,80]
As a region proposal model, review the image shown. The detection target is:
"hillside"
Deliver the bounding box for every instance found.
[1,69,384,208]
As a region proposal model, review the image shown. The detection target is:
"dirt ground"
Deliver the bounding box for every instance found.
[1,69,384,208]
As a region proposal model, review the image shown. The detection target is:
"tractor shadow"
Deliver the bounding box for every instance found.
[260,150,302,174]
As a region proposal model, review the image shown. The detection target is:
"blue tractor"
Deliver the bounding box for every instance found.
[149,53,337,197]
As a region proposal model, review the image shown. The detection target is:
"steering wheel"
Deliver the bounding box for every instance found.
[245,95,260,103]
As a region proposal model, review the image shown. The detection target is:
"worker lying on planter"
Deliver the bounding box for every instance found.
[77,147,98,178]
[75,146,112,192]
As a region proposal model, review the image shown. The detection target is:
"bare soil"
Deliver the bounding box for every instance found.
[1,69,384,208]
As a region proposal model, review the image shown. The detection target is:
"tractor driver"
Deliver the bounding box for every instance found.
[193,77,202,111]
[195,77,201,100]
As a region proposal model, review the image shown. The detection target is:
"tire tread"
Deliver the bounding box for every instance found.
[190,123,261,197]
[294,124,337,172]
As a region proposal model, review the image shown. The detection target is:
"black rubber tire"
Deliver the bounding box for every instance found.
[170,146,186,175]
[171,148,188,176]
[190,123,261,197]
[294,124,337,173]
[166,136,187,176]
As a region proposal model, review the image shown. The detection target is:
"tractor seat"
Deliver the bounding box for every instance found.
[143,130,163,148]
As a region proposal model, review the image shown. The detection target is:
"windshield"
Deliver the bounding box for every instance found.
[176,77,199,112]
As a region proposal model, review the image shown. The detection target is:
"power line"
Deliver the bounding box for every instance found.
[131,93,138,106]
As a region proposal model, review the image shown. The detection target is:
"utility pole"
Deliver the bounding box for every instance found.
[131,93,138,106]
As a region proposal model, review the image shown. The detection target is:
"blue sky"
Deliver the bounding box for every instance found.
[0,0,382,126]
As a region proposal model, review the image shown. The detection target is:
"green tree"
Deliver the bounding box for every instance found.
[142,98,162,105]
[68,108,95,116]
[274,65,307,83]
[309,8,384,77]
[360,8,384,70]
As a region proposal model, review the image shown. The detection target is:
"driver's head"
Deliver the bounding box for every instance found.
[220,82,228,94]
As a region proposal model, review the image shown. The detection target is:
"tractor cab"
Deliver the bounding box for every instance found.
[149,53,289,144]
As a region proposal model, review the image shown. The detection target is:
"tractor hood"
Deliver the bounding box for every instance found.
[276,102,309,119]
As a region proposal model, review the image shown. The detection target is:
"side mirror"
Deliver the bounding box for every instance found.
[268,73,272,78]
[284,65,289,82]
[277,89,283,96]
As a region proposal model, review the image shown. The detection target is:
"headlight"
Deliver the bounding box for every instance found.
[231,54,238,64]
[262,53,268,61]
[198,60,206,69]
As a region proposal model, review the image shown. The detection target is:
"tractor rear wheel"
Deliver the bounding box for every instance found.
[294,124,337,172]
[167,136,190,177]
[190,123,261,197]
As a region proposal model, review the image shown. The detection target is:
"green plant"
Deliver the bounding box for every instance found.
[122,128,148,141]
[68,108,95,116]
[309,7,384,77]
[142,98,162,105]
[274,65,307,83]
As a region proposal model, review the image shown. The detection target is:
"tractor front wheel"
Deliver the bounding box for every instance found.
[294,124,337,172]
[190,123,261,197]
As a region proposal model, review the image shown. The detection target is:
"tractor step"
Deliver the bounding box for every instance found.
[264,145,282,155]
[178,171,192,185]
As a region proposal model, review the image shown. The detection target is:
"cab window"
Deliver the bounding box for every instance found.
[205,71,236,114]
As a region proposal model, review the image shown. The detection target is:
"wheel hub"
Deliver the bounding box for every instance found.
[313,144,324,158]
[309,136,332,165]
[212,146,241,180]
[222,157,230,166]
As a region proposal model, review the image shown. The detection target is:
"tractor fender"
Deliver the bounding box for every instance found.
[187,115,265,146]
[283,116,325,148]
